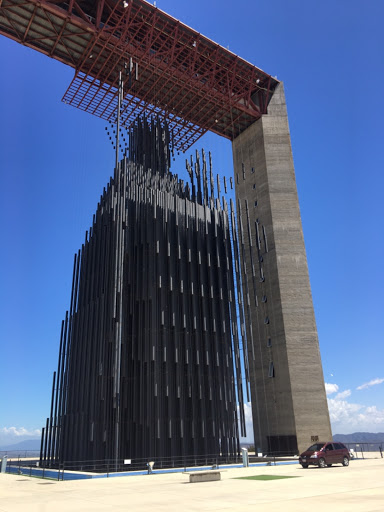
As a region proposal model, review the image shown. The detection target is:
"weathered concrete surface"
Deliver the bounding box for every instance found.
[232,83,332,454]
[189,470,221,482]
[0,459,383,511]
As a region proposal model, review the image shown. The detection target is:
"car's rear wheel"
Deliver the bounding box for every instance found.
[301,463,308,468]
[327,464,332,467]
[342,456,349,466]
[318,458,326,468]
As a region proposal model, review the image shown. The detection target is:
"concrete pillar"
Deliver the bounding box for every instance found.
[232,83,332,455]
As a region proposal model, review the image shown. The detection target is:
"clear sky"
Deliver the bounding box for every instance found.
[1,0,383,447]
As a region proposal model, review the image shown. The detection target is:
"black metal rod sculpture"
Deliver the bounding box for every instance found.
[41,117,248,469]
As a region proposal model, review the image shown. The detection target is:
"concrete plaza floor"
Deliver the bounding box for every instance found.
[0,457,383,511]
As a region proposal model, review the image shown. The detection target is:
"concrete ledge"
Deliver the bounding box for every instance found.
[189,471,221,483]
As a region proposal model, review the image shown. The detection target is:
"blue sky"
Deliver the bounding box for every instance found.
[1,0,383,446]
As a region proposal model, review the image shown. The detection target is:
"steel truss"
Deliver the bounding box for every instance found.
[0,0,279,151]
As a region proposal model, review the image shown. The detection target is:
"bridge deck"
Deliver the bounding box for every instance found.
[0,0,278,150]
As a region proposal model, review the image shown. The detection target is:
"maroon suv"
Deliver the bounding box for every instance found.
[299,442,350,468]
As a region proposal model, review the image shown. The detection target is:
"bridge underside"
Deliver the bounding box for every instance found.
[0,0,279,151]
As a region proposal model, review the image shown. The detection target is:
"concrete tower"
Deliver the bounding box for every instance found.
[233,84,332,455]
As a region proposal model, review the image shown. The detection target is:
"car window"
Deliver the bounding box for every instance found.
[326,444,334,450]
[307,443,325,451]
[334,443,343,449]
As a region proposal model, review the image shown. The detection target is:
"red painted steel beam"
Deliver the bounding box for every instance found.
[61,1,127,112]
[22,3,36,41]
[0,0,279,150]
[66,2,268,118]
[0,1,91,66]
[114,25,261,125]
[77,6,142,117]
[120,24,201,123]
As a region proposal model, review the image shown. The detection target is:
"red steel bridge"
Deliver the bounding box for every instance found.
[0,0,279,151]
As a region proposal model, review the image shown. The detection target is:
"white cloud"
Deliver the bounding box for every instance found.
[0,427,41,437]
[239,384,384,439]
[0,427,41,446]
[328,397,362,423]
[357,378,384,391]
[327,396,384,434]
[335,389,351,400]
[325,383,339,395]
[323,380,384,433]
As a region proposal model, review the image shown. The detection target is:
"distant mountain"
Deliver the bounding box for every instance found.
[333,432,384,443]
[0,439,41,451]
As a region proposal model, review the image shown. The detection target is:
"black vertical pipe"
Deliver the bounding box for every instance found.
[41,117,248,468]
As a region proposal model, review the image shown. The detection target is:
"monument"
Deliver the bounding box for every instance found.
[0,0,332,463]
[39,118,248,467]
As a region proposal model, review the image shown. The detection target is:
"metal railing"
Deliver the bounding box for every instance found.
[3,453,243,480]
[341,442,384,458]
[3,444,382,481]
[0,450,40,458]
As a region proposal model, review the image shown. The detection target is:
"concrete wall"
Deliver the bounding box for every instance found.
[232,83,332,454]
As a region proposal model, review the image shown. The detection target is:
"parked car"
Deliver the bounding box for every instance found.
[299,442,350,468]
